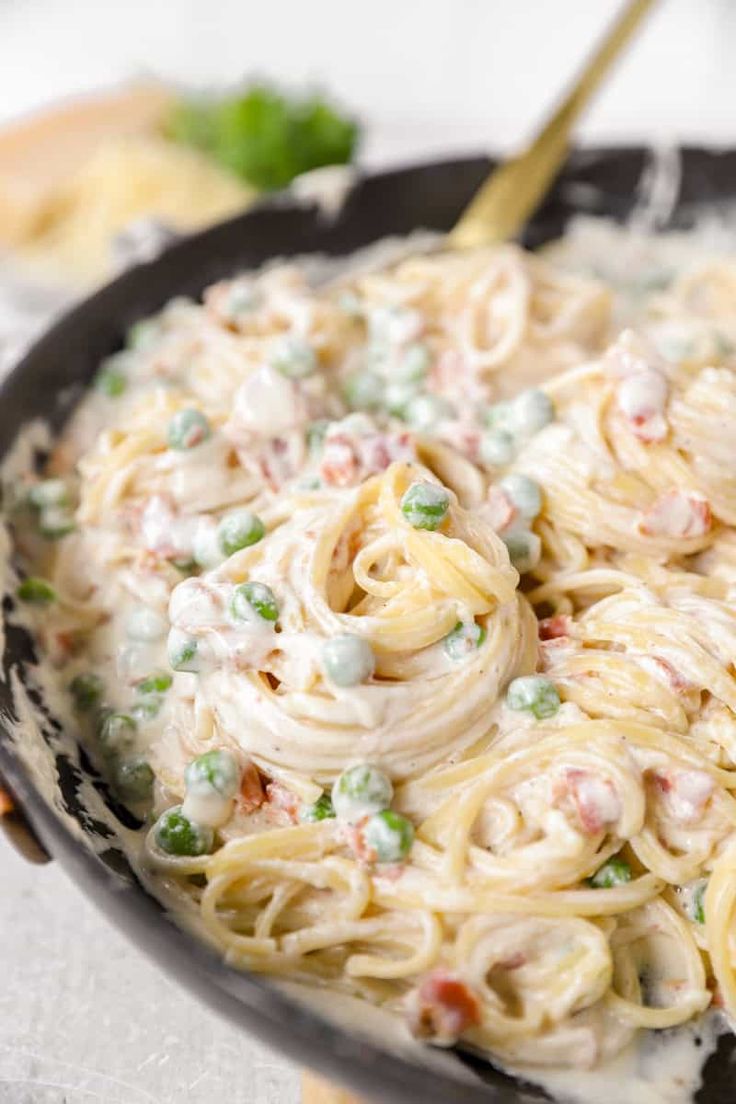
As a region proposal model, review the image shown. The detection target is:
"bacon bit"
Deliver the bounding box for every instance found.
[638,491,711,540]
[616,369,669,444]
[320,435,358,487]
[265,781,300,824]
[564,769,621,835]
[707,979,725,1008]
[343,821,377,864]
[650,769,714,824]
[485,486,516,533]
[258,437,297,491]
[55,630,76,655]
[320,430,413,488]
[134,494,191,559]
[238,762,265,814]
[539,614,571,641]
[651,772,672,794]
[408,970,481,1044]
[0,788,14,817]
[39,628,80,667]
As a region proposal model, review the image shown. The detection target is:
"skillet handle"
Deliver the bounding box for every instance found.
[0,772,50,864]
[302,1071,369,1104]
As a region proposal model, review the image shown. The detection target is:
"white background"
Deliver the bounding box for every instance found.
[2,0,736,161]
[2,1,736,1101]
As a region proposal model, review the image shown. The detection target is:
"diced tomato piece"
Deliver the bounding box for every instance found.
[639,492,711,540]
[650,769,714,824]
[485,486,516,533]
[564,769,621,835]
[320,435,358,487]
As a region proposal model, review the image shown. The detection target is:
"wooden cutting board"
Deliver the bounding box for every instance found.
[302,1071,370,1103]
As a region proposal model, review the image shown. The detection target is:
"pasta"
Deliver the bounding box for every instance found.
[10,229,736,1076]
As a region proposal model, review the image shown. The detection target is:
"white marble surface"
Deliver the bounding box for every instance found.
[0,834,301,1104]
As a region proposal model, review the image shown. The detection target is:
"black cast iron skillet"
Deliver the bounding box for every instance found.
[2,150,736,1104]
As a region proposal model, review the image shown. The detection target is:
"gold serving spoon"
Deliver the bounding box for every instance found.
[448,0,659,250]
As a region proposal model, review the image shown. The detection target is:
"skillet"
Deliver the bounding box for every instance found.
[2,149,736,1104]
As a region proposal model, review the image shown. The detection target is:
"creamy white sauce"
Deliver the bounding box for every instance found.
[513,1013,727,1104]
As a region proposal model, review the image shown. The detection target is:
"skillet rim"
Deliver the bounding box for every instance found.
[2,147,736,1104]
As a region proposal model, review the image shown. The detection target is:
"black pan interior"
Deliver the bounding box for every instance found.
[1,148,736,1104]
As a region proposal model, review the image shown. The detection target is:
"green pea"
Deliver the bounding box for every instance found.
[98,712,137,754]
[322,634,375,687]
[480,429,515,468]
[185,748,240,800]
[131,697,164,723]
[400,481,450,531]
[307,420,329,455]
[368,304,421,346]
[17,577,56,604]
[337,291,363,319]
[28,479,70,510]
[167,409,212,450]
[502,529,541,574]
[296,475,323,491]
[484,401,515,433]
[499,474,542,521]
[192,522,223,570]
[362,809,414,863]
[405,393,455,431]
[686,878,708,925]
[396,343,430,384]
[634,269,673,294]
[383,380,417,418]
[171,557,197,576]
[714,332,734,359]
[154,805,214,856]
[137,671,173,695]
[69,672,104,712]
[230,581,279,623]
[167,629,200,672]
[218,510,265,557]
[332,764,393,824]
[344,370,383,411]
[225,284,259,318]
[39,506,76,539]
[126,606,168,642]
[114,757,154,803]
[443,621,486,661]
[587,857,632,889]
[270,337,317,379]
[95,359,127,397]
[300,793,336,822]
[126,318,159,351]
[512,389,554,436]
[506,675,560,720]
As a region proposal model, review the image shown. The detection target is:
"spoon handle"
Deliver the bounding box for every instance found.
[448,0,658,249]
